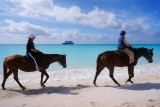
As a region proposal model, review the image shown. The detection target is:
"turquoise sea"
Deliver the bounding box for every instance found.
[0,44,160,74]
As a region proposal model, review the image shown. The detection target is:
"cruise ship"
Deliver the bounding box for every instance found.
[62,41,74,45]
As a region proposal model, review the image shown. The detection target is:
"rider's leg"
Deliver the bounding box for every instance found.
[28,53,39,71]
[123,48,134,64]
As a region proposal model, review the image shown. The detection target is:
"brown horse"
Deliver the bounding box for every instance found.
[93,47,153,86]
[1,54,66,90]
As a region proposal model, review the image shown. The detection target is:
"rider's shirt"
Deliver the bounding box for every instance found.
[26,42,36,53]
[118,36,127,50]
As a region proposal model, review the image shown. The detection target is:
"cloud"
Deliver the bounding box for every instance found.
[7,0,121,30]
[0,0,157,44]
[0,19,51,44]
[147,30,160,43]
[2,19,49,35]
[0,0,149,33]
[121,17,150,33]
[79,7,121,29]
[0,19,110,44]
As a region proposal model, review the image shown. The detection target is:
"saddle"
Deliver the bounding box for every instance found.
[116,47,129,57]
[116,50,128,57]
[23,55,34,63]
[116,46,134,61]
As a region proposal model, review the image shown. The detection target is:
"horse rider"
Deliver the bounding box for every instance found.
[26,34,44,71]
[118,31,134,65]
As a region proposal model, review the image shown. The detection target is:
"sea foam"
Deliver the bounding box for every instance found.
[0,63,159,84]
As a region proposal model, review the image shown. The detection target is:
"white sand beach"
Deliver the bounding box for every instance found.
[0,64,160,107]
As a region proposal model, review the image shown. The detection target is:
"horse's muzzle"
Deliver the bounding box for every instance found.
[149,59,153,63]
[63,65,67,68]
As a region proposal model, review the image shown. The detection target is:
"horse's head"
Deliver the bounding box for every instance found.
[144,48,153,63]
[58,54,67,68]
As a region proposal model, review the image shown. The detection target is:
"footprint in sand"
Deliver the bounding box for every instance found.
[90,102,98,106]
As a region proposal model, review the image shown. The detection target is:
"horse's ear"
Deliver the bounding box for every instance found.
[63,54,67,56]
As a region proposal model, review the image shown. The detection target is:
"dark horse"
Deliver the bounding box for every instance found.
[1,54,66,90]
[93,47,153,86]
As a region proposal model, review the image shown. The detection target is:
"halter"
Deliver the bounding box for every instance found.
[57,55,66,68]
[143,49,153,63]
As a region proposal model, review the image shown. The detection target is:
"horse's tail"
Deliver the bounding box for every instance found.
[96,54,103,70]
[3,59,8,77]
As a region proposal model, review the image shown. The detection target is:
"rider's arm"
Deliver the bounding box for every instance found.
[31,48,39,52]
[27,42,39,52]
[123,38,131,46]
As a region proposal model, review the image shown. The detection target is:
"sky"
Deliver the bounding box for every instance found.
[0,0,160,44]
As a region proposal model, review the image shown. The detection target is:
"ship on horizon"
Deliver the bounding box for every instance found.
[62,41,74,45]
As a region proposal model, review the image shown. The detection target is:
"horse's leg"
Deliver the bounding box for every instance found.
[129,66,134,83]
[125,71,131,84]
[109,67,121,86]
[93,65,104,87]
[13,69,26,90]
[41,70,49,87]
[126,66,134,84]
[1,70,12,90]
[40,73,44,85]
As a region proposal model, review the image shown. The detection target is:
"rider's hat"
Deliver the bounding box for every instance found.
[120,31,126,35]
[28,34,36,39]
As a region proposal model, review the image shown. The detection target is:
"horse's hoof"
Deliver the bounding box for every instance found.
[130,80,134,84]
[41,84,46,87]
[1,85,5,90]
[22,87,26,90]
[94,85,98,87]
[118,84,121,86]
[93,83,98,87]
[2,87,6,90]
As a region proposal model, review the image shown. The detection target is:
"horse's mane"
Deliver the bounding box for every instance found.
[132,47,148,53]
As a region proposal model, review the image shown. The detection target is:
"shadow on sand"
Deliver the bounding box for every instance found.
[116,82,160,90]
[10,84,89,95]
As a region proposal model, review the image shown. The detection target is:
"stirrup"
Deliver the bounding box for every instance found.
[38,67,43,71]
[36,66,39,71]
[129,62,134,66]
[36,66,43,71]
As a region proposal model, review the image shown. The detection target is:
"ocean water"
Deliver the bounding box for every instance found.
[0,44,160,82]
[0,44,160,74]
